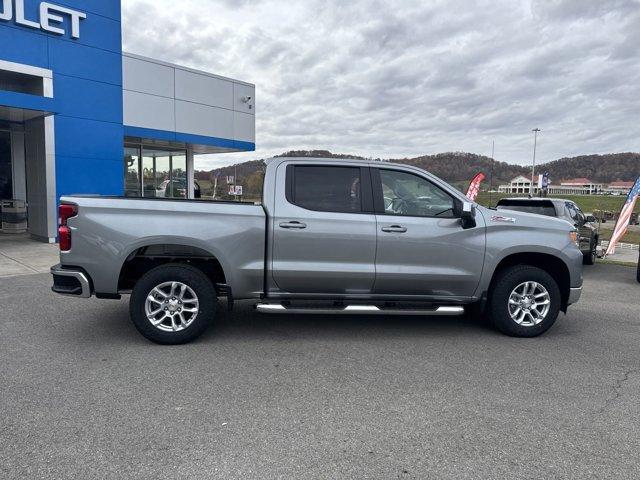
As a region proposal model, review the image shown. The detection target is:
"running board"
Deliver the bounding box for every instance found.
[255,303,464,316]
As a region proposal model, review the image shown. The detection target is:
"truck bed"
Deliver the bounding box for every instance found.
[59,195,266,298]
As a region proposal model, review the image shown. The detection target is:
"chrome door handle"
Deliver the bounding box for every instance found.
[381,225,407,233]
[279,221,307,229]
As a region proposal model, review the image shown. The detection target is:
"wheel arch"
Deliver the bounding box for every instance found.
[487,252,571,312]
[117,242,229,294]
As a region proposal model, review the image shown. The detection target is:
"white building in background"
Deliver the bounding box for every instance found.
[498,176,537,194]
[556,178,602,195]
[498,176,603,195]
[605,181,635,195]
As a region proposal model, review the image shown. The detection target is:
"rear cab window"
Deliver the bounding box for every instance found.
[496,199,557,217]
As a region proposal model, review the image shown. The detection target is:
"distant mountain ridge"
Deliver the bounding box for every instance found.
[195,151,640,187]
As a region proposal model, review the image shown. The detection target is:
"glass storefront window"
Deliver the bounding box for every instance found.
[141,154,156,197]
[124,146,140,197]
[125,144,188,198]
[171,154,187,198]
[150,151,171,197]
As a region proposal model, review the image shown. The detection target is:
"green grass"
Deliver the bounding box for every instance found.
[598,229,640,245]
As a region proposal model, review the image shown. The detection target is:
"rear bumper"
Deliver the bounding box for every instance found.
[568,286,582,305]
[51,264,92,298]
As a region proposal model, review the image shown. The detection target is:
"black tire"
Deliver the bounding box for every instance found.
[129,263,216,344]
[488,265,561,337]
[583,240,596,265]
[636,249,640,283]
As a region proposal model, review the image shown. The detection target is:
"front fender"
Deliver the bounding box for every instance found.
[473,214,582,297]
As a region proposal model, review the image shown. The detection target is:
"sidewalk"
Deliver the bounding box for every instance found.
[0,233,59,278]
[602,248,639,264]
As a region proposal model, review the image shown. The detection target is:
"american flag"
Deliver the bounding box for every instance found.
[606,176,640,256]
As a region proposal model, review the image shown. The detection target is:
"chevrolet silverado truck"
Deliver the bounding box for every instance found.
[51,157,583,344]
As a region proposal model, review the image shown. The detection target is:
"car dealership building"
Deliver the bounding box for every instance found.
[0,0,255,241]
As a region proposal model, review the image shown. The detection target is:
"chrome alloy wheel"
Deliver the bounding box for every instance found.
[145,281,200,332]
[507,281,551,327]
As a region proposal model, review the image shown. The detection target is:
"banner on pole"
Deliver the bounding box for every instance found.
[466,172,486,201]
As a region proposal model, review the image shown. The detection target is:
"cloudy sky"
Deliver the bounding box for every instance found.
[122,0,640,169]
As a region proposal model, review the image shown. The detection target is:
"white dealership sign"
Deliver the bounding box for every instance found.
[228,185,243,196]
[0,0,86,39]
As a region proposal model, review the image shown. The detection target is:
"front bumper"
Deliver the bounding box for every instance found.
[51,264,92,298]
[568,286,582,305]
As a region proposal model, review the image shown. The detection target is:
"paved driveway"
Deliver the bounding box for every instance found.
[1,264,639,479]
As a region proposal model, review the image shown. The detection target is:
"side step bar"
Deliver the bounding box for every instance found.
[255,303,464,316]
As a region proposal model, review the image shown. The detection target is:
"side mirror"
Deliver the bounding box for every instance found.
[585,215,596,223]
[456,200,476,229]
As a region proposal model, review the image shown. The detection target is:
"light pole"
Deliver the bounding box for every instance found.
[530,128,541,196]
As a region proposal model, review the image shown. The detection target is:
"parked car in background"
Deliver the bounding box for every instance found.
[51,158,584,344]
[155,179,201,198]
[496,198,599,265]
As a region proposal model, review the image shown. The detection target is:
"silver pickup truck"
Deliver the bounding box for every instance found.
[51,157,583,344]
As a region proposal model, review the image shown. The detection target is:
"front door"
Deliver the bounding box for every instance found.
[271,163,377,294]
[0,130,12,201]
[372,167,485,298]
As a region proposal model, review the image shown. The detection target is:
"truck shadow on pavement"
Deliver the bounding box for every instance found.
[201,301,494,343]
[74,298,495,346]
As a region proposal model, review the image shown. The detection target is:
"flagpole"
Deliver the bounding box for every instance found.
[530,128,540,197]
[489,140,495,206]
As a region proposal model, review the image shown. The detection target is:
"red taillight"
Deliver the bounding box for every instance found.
[59,226,71,251]
[58,204,77,251]
[59,204,77,226]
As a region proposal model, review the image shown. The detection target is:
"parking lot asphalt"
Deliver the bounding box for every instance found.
[1,264,639,479]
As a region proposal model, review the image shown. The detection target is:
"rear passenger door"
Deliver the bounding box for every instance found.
[271,164,377,294]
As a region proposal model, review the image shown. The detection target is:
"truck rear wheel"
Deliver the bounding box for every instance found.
[488,265,561,337]
[130,264,216,344]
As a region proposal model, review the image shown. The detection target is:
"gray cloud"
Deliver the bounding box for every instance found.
[122,0,640,169]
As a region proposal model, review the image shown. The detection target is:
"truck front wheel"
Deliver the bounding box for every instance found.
[130,264,216,344]
[488,265,561,337]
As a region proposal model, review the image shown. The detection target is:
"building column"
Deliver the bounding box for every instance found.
[10,126,26,202]
[24,115,57,243]
[186,146,195,199]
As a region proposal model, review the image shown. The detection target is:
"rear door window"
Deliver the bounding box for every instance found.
[286,165,368,213]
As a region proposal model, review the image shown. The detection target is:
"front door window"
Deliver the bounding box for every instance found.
[378,169,455,218]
